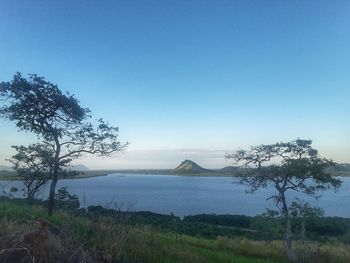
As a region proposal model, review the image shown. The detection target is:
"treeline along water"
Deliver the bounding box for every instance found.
[1,173,349,217]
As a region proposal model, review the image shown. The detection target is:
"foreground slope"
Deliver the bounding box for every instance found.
[1,199,349,263]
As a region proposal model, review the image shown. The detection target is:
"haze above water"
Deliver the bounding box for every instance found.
[1,174,349,218]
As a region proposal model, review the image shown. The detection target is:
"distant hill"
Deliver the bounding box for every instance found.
[174,160,209,174]
[173,160,253,176]
[71,164,90,171]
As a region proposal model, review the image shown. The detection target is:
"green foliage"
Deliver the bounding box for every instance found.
[0,73,87,138]
[0,199,282,263]
[1,199,350,263]
[227,139,342,199]
[250,212,283,240]
[54,186,80,211]
[0,73,127,215]
[307,216,350,238]
[8,143,54,199]
[184,214,251,228]
[227,139,343,261]
[2,196,350,244]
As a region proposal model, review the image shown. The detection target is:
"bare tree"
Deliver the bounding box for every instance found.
[226,139,341,262]
[0,73,127,215]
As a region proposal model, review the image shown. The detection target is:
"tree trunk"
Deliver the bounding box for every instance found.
[285,217,297,262]
[48,135,60,216]
[300,219,307,262]
[27,187,31,200]
[28,189,34,200]
[281,193,298,262]
[301,220,306,245]
[26,181,33,200]
[48,176,58,216]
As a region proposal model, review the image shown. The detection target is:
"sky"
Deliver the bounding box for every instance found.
[0,0,349,169]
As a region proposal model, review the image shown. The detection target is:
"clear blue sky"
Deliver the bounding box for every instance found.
[0,0,349,169]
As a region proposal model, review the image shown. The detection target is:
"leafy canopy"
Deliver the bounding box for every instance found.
[0,72,126,160]
[226,139,341,205]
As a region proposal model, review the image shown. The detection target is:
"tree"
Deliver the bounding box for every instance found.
[290,200,324,244]
[8,143,54,199]
[0,73,127,215]
[55,186,80,211]
[226,139,342,262]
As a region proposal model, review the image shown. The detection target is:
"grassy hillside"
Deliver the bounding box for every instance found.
[1,199,349,263]
[174,160,210,174]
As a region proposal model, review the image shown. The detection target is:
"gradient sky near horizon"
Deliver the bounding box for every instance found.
[0,0,349,169]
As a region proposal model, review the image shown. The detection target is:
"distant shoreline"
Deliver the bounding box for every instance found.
[0,169,238,181]
[1,169,350,181]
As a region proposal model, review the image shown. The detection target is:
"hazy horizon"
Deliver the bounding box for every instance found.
[1,1,349,169]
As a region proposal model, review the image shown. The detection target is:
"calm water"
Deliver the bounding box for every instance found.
[1,174,349,217]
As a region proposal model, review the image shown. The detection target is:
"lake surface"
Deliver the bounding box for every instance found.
[1,173,349,217]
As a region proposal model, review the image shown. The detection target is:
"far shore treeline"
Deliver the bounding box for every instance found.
[1,159,350,180]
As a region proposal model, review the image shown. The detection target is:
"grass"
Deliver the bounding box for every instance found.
[123,227,284,263]
[0,200,281,263]
[0,199,349,263]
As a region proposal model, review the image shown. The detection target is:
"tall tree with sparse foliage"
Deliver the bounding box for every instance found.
[0,73,127,215]
[226,139,341,262]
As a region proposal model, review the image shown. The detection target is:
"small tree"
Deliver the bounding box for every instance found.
[55,186,80,211]
[251,209,283,241]
[8,143,54,199]
[0,73,127,215]
[226,139,341,262]
[290,200,324,244]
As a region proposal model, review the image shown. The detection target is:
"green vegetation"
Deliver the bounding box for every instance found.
[226,139,342,262]
[1,198,349,263]
[0,199,281,263]
[0,73,126,215]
